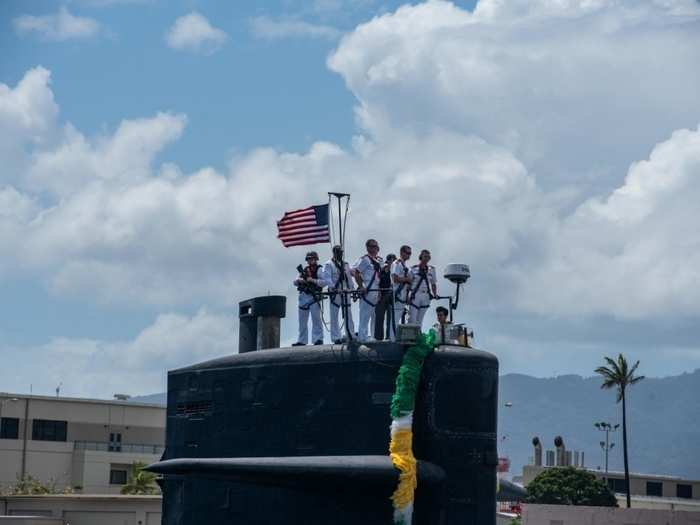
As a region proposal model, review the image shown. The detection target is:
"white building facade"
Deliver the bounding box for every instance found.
[0,393,165,495]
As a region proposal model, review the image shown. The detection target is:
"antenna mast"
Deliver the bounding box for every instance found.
[328,192,352,341]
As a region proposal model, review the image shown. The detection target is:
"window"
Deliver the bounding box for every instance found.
[32,419,67,442]
[677,484,693,499]
[109,469,128,485]
[607,477,627,494]
[0,417,19,439]
[646,481,663,497]
[108,432,122,452]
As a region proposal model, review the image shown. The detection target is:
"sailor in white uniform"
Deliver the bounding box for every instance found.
[408,249,438,329]
[322,245,355,343]
[352,239,383,342]
[389,245,412,341]
[293,251,324,346]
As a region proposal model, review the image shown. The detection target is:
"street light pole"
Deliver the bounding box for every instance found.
[594,421,619,474]
[501,402,513,451]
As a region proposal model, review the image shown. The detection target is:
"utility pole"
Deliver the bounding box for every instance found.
[594,421,619,473]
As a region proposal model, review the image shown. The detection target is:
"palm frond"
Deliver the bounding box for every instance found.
[594,365,615,378]
[595,365,617,390]
[627,360,640,377]
[603,356,618,371]
[596,354,643,402]
[629,375,645,385]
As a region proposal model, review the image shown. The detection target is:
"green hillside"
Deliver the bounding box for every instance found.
[499,369,700,480]
[131,369,700,480]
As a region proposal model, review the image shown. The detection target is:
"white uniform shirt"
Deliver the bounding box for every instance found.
[410,264,437,296]
[352,254,383,289]
[391,259,411,301]
[322,259,354,290]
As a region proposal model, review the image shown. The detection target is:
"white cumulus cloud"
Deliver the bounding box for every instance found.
[165,12,228,54]
[13,7,101,41]
[26,112,187,196]
[513,125,700,319]
[328,0,700,194]
[0,309,237,398]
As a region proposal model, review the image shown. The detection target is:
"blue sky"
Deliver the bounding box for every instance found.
[1,0,699,398]
[1,1,364,172]
[0,0,379,347]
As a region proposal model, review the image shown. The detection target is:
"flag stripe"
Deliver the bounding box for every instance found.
[281,206,313,218]
[279,229,330,242]
[278,220,319,231]
[277,215,316,226]
[279,208,315,219]
[283,236,330,247]
[278,224,328,235]
[276,204,330,248]
[282,232,330,242]
[282,232,331,242]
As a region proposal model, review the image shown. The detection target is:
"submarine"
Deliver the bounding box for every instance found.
[147,264,525,524]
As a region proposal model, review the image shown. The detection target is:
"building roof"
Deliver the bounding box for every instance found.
[587,468,700,484]
[622,494,700,508]
[1,494,162,501]
[526,465,700,485]
[0,392,165,410]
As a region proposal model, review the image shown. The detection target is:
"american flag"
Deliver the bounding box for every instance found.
[277,204,331,247]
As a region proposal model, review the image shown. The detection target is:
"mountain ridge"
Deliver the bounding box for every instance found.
[131,369,700,480]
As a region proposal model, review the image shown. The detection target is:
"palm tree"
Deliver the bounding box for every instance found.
[595,354,644,508]
[120,461,159,495]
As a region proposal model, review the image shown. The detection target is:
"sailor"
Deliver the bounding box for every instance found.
[433,306,452,345]
[435,306,450,327]
[352,239,383,342]
[322,245,355,344]
[374,253,396,341]
[408,249,438,329]
[293,251,324,346]
[389,245,412,341]
[433,305,469,346]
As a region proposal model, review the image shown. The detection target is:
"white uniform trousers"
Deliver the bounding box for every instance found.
[389,300,408,341]
[297,293,323,344]
[357,291,378,342]
[329,297,354,342]
[408,292,432,330]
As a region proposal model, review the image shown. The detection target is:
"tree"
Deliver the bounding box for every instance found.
[2,474,73,495]
[120,461,159,495]
[595,354,644,508]
[525,467,617,507]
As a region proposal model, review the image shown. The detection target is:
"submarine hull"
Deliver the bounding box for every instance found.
[157,342,498,524]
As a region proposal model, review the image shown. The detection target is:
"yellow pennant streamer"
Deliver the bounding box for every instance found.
[390,428,417,509]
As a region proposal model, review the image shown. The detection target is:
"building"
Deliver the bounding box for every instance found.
[523,436,700,504]
[0,494,162,525]
[0,393,165,495]
[521,503,699,524]
[523,464,700,502]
